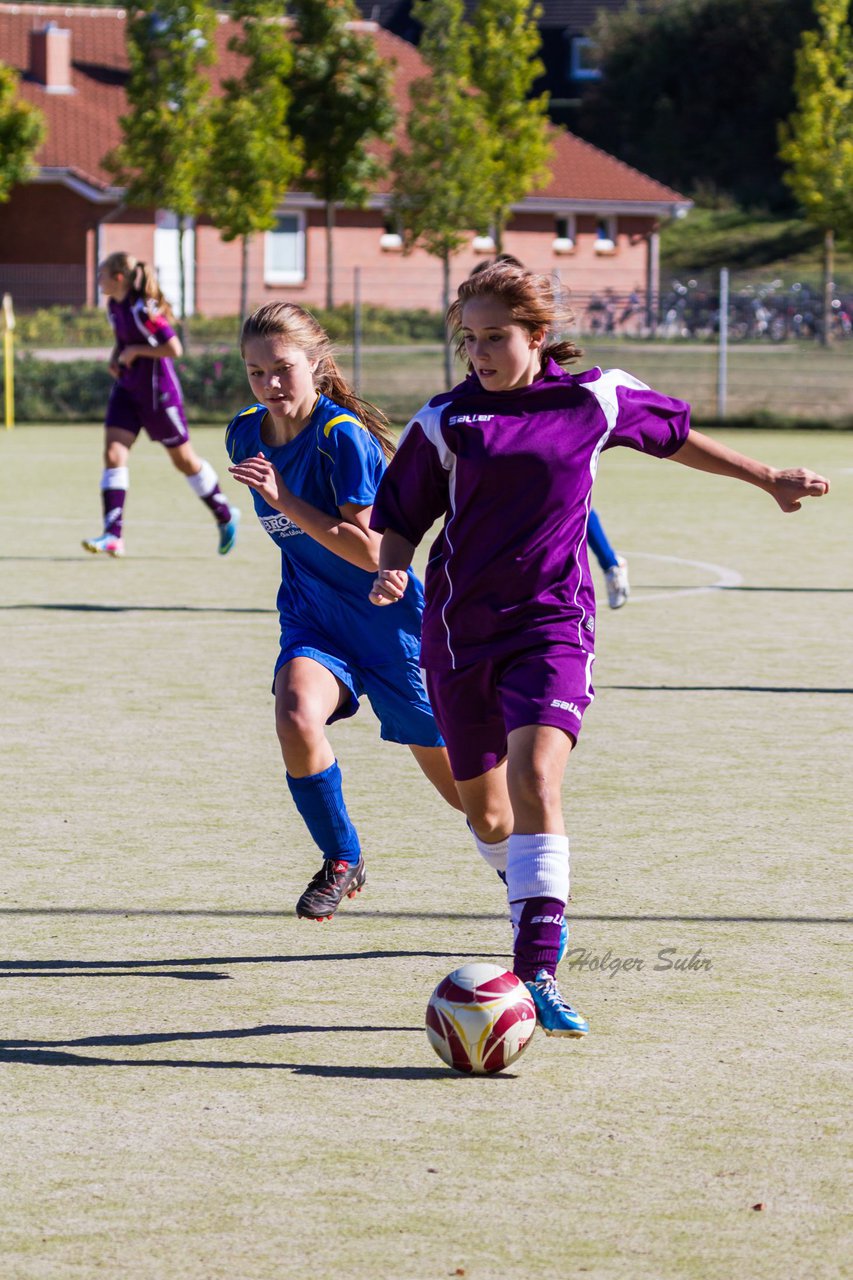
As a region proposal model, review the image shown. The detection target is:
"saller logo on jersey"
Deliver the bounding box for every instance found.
[448,413,495,425]
[550,698,581,717]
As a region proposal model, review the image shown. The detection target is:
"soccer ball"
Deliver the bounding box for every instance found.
[425,962,536,1075]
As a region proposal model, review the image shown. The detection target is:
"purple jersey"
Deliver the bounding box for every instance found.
[107,295,184,415]
[370,361,691,670]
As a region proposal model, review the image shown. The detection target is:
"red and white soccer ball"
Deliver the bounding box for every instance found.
[425,962,537,1075]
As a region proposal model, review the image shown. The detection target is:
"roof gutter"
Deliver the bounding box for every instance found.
[34,167,123,203]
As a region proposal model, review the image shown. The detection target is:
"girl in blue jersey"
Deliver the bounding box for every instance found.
[226,302,462,921]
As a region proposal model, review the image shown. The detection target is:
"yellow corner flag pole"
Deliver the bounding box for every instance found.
[2,293,15,430]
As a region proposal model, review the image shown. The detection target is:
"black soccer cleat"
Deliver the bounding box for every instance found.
[296,856,367,922]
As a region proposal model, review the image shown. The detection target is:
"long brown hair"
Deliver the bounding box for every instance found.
[101,251,175,324]
[240,302,396,459]
[447,258,583,372]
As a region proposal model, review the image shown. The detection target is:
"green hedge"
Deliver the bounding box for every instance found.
[3,351,250,423]
[15,303,445,348]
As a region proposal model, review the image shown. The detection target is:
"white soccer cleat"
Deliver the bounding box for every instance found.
[82,533,125,558]
[604,556,629,609]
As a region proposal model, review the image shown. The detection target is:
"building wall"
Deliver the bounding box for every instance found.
[195,208,658,318]
[0,183,658,316]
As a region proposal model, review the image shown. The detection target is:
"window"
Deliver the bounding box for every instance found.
[553,215,575,254]
[380,214,403,252]
[594,217,617,253]
[569,37,601,81]
[264,212,306,284]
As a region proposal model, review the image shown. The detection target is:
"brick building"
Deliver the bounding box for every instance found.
[0,4,689,317]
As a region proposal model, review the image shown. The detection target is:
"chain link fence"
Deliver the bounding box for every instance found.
[2,264,851,426]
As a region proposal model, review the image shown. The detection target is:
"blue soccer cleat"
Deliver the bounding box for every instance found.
[218,507,240,556]
[525,968,589,1037]
[82,533,124,558]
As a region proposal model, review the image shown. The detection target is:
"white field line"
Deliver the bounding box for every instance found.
[616,552,743,603]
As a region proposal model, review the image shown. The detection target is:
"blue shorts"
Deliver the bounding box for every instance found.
[273,638,443,748]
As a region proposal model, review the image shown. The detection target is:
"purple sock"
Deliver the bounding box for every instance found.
[103,487,126,538]
[202,484,231,525]
[512,897,565,982]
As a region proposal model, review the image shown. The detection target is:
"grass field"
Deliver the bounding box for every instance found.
[1,425,850,1280]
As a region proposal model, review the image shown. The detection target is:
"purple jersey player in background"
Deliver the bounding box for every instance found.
[369,258,829,1039]
[82,252,239,558]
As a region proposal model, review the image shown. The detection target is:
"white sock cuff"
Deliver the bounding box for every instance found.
[101,466,129,490]
[506,833,569,903]
[187,458,218,497]
[471,832,509,874]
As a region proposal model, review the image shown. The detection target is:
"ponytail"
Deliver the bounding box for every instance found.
[101,252,175,324]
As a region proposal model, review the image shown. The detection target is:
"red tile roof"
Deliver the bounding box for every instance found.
[0,3,685,207]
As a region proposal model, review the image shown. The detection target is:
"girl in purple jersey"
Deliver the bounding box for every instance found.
[82,252,239,558]
[369,259,829,1038]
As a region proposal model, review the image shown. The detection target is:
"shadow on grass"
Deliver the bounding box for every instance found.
[0,1023,498,1078]
[601,683,852,694]
[0,970,230,980]
[0,911,848,924]
[0,949,508,975]
[635,585,853,594]
[0,602,269,614]
[0,1051,472,1076]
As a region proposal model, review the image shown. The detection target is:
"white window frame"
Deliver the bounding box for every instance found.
[594,215,617,253]
[264,210,306,285]
[570,36,602,81]
[553,213,577,253]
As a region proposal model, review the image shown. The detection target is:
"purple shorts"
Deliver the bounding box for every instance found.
[106,382,189,448]
[425,643,595,782]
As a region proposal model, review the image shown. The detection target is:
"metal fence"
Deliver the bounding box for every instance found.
[3,264,852,426]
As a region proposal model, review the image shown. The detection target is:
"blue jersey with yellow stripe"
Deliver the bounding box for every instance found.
[225,394,426,667]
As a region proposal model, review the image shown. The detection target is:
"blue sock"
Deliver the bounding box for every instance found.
[587,508,618,573]
[286,760,361,864]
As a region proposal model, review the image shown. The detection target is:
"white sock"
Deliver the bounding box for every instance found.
[101,466,129,490]
[186,458,218,497]
[506,833,570,905]
[470,830,509,876]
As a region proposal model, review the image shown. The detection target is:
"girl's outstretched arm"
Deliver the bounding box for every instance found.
[369,530,416,606]
[671,429,830,512]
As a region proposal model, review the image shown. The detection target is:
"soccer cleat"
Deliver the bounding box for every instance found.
[604,556,629,609]
[218,507,240,556]
[296,855,366,921]
[525,968,589,1037]
[82,533,125,558]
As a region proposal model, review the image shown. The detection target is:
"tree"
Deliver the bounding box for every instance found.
[391,0,496,386]
[202,0,303,326]
[106,0,216,329]
[580,0,817,210]
[0,63,46,204]
[779,0,853,344]
[288,0,396,309]
[468,0,553,254]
